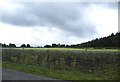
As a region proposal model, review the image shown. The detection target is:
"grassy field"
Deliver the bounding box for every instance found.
[2,48,119,80]
[3,47,119,52]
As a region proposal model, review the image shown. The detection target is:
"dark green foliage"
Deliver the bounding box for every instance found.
[52,43,58,47]
[2,44,9,47]
[77,32,120,48]
[9,43,16,47]
[1,43,16,47]
[20,44,26,47]
[44,45,51,48]
[26,44,30,47]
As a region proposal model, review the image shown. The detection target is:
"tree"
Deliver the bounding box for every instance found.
[9,43,16,47]
[52,43,58,47]
[27,44,30,47]
[2,44,8,47]
[75,32,120,48]
[60,44,65,47]
[44,45,51,48]
[20,44,26,47]
[66,45,70,48]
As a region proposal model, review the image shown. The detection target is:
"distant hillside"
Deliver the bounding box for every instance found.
[75,32,120,48]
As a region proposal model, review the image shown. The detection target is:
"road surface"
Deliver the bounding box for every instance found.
[2,68,58,80]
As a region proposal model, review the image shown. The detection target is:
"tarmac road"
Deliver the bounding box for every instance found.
[2,68,58,80]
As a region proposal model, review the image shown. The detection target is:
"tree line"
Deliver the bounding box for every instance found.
[44,32,120,48]
[0,43,31,48]
[76,32,120,48]
[0,32,120,48]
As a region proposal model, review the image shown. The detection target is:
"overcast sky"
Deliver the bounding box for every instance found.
[0,0,118,47]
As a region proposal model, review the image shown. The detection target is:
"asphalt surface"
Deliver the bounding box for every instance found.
[2,68,58,80]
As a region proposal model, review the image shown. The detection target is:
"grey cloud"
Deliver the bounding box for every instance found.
[2,2,116,38]
[90,2,118,9]
[3,3,79,26]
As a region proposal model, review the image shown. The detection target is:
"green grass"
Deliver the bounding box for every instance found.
[3,47,119,52]
[12,47,85,51]
[3,62,118,80]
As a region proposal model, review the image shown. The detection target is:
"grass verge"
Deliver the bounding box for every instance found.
[2,62,118,80]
